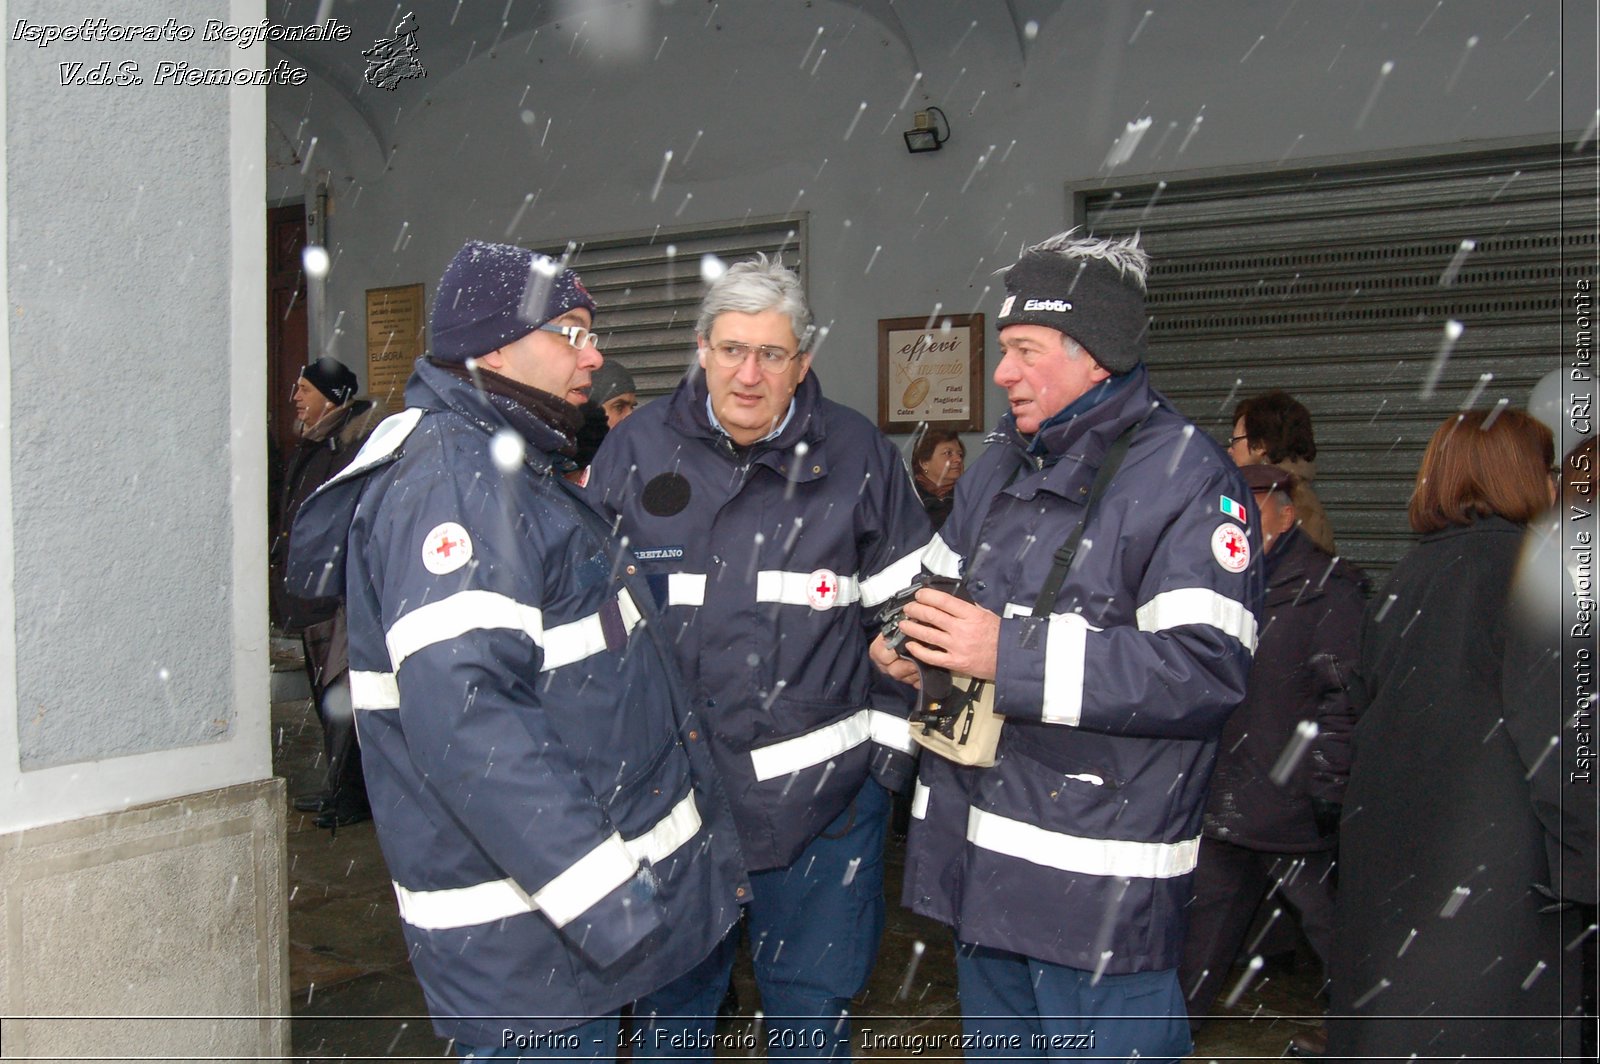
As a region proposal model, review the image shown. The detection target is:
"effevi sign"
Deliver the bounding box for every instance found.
[877,314,984,432]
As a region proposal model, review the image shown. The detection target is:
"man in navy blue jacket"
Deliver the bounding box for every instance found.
[288,241,747,1059]
[589,255,930,1058]
[872,231,1262,1062]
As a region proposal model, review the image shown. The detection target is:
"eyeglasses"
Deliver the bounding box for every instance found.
[707,340,801,373]
[1227,433,1251,447]
[539,323,600,350]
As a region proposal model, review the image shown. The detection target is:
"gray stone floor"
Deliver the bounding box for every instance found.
[273,696,1323,1061]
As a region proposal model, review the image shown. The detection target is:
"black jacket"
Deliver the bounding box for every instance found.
[1328,517,1588,1060]
[270,399,375,632]
[1203,525,1367,851]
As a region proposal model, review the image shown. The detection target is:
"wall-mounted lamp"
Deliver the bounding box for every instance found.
[903,106,950,154]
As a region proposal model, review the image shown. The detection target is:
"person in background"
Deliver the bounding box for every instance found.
[1328,408,1589,1060]
[874,230,1260,1062]
[1228,390,1336,554]
[557,400,611,486]
[272,356,377,829]
[910,427,966,532]
[589,359,639,428]
[590,254,930,1060]
[1179,463,1367,1056]
[288,240,747,1060]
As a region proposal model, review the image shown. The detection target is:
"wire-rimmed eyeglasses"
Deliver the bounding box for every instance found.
[707,340,801,373]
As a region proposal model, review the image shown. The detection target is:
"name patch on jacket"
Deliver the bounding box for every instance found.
[635,546,685,561]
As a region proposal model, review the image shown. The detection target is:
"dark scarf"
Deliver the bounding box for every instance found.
[429,357,583,452]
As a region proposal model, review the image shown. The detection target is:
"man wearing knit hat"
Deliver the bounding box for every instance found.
[588,360,639,428]
[287,240,746,1058]
[872,230,1262,1061]
[272,356,377,829]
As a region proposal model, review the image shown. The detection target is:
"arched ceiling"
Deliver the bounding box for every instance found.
[269,0,1057,147]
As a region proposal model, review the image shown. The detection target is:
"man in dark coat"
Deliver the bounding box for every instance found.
[286,240,747,1054]
[589,254,929,1058]
[1179,464,1367,1044]
[873,231,1261,1062]
[271,356,376,828]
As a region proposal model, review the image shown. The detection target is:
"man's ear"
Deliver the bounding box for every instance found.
[478,348,507,372]
[695,336,709,370]
[796,351,813,382]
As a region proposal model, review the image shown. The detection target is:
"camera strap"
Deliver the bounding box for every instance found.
[1029,410,1148,617]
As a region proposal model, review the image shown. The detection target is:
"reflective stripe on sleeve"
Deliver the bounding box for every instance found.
[623,792,701,866]
[867,708,917,754]
[391,792,700,931]
[749,708,872,781]
[922,533,963,579]
[857,548,929,609]
[967,806,1200,880]
[1040,613,1094,726]
[755,570,862,608]
[350,670,399,710]
[666,573,706,607]
[911,779,931,820]
[1135,587,1259,653]
[540,589,643,672]
[385,589,544,671]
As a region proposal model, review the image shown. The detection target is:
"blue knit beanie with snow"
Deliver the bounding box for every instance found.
[430,240,597,363]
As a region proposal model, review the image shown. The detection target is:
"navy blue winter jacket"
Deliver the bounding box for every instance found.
[588,369,931,870]
[903,365,1262,974]
[287,359,747,1044]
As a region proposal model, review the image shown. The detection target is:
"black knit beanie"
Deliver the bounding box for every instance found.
[300,357,359,406]
[996,250,1149,373]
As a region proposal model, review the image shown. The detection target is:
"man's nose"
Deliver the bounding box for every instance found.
[734,352,765,384]
[581,346,604,371]
[994,351,1020,387]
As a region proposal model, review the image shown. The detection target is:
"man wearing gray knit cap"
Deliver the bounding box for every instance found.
[872,230,1262,1062]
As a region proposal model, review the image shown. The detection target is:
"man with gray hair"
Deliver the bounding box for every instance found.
[590,254,930,1057]
[871,231,1261,1060]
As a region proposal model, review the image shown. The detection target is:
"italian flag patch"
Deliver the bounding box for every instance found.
[1220,495,1247,524]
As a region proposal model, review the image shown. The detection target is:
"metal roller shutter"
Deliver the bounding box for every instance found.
[538,213,808,401]
[1077,144,1597,580]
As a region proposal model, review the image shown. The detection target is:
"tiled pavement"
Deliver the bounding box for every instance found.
[274,695,1323,1061]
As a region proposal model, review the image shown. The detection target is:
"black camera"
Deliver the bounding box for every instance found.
[876,575,968,657]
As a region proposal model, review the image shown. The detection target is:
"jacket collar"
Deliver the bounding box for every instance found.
[665,366,830,481]
[405,358,572,472]
[994,364,1156,498]
[1263,525,1369,606]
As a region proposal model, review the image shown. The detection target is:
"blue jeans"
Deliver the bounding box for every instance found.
[457,1015,617,1060]
[634,777,890,1060]
[955,942,1192,1062]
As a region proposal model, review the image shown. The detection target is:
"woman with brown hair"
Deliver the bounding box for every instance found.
[910,427,966,532]
[1326,409,1588,1061]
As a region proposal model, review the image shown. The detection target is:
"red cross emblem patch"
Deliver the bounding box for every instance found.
[805,568,841,610]
[422,521,473,575]
[1211,523,1250,574]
